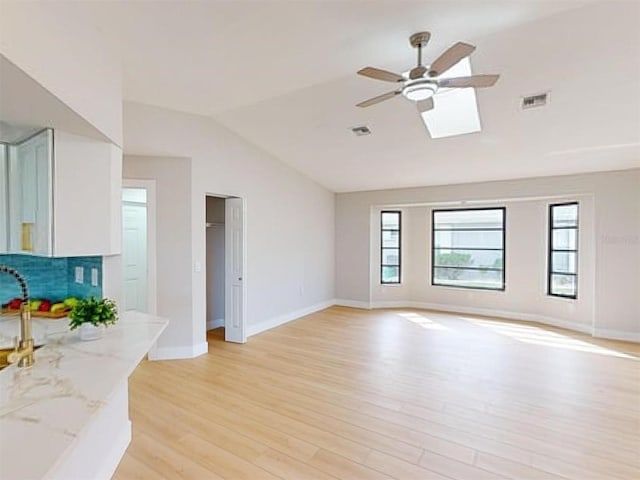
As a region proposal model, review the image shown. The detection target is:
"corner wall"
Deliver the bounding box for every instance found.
[123,156,193,356]
[336,169,640,341]
[123,102,335,354]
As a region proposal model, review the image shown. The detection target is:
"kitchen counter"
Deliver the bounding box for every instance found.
[0,311,168,480]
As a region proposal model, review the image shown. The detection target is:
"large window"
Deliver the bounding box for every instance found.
[381,211,401,284]
[548,203,578,298]
[432,208,505,290]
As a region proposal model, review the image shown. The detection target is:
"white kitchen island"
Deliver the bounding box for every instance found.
[0,311,168,480]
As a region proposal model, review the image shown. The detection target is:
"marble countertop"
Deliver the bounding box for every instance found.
[0,311,168,479]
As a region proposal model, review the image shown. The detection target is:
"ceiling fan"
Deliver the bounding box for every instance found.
[356,32,499,114]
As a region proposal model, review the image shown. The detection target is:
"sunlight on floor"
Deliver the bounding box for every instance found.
[463,317,635,359]
[396,312,450,331]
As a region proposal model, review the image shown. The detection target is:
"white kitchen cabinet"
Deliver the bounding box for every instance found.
[52,130,122,257]
[0,145,9,253]
[7,129,53,255]
[6,129,122,257]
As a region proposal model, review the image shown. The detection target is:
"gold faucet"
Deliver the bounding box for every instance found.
[7,302,34,367]
[1,265,35,368]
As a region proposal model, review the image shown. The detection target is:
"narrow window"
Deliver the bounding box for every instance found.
[549,203,578,298]
[381,211,401,284]
[432,208,505,291]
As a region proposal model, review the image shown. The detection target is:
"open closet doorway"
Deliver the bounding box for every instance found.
[122,180,157,315]
[205,195,246,344]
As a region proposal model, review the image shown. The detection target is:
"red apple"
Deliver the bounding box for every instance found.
[39,301,52,312]
[8,298,22,310]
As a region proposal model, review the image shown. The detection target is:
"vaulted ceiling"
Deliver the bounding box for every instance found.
[81,1,639,192]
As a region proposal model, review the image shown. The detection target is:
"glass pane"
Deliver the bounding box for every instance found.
[433,267,503,290]
[381,212,400,229]
[382,266,399,283]
[434,230,503,249]
[433,249,503,269]
[434,209,503,230]
[552,204,578,228]
[382,248,399,266]
[550,274,576,297]
[552,228,577,251]
[382,230,399,248]
[551,251,577,274]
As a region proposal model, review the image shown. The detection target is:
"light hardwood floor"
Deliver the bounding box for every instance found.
[113,306,640,480]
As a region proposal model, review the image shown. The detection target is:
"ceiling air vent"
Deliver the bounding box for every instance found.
[522,92,549,110]
[351,125,371,136]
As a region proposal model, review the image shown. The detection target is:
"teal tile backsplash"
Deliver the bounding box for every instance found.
[0,255,102,304]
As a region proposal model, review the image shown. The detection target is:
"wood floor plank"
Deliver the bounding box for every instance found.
[308,449,394,480]
[113,307,640,480]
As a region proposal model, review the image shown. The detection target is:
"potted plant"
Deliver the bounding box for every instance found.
[68,297,119,341]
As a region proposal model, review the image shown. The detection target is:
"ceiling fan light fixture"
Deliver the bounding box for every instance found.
[402,82,437,102]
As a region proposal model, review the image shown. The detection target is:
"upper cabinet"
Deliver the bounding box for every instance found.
[52,130,122,257]
[7,129,53,255]
[3,128,122,257]
[0,145,8,253]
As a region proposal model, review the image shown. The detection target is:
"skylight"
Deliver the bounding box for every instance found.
[422,58,482,139]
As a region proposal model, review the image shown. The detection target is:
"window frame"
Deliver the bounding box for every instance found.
[548,202,579,299]
[380,210,401,285]
[431,206,506,291]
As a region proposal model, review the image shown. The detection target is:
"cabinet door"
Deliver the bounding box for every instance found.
[53,131,122,256]
[0,145,7,254]
[8,130,53,255]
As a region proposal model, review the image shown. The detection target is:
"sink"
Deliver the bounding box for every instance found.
[0,344,44,370]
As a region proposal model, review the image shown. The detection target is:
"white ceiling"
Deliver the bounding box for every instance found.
[80,0,639,192]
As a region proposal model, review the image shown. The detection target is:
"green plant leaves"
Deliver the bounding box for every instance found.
[68,297,118,331]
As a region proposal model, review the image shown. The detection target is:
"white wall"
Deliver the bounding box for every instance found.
[336,169,640,340]
[0,1,122,146]
[123,102,335,353]
[123,156,193,354]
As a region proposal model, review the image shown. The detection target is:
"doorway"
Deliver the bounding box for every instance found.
[206,196,225,331]
[121,180,157,314]
[205,195,246,344]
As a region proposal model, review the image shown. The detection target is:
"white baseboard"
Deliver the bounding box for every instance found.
[402,301,595,335]
[337,299,638,342]
[148,341,209,360]
[593,328,640,343]
[333,298,371,309]
[369,300,411,309]
[207,318,224,330]
[247,300,335,337]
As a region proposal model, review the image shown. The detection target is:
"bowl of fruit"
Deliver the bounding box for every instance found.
[1,297,80,318]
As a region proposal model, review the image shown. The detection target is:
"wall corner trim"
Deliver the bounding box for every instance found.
[333,299,372,309]
[148,342,209,360]
[593,328,640,343]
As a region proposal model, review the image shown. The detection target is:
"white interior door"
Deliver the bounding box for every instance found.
[122,201,148,312]
[225,197,246,343]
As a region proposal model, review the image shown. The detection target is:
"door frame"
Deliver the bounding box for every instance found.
[122,179,157,315]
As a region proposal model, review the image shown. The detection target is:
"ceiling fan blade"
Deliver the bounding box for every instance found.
[409,65,427,80]
[358,67,404,83]
[428,42,476,77]
[417,97,434,113]
[356,90,400,108]
[438,74,500,88]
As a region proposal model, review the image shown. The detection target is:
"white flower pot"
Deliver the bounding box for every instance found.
[79,323,106,341]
